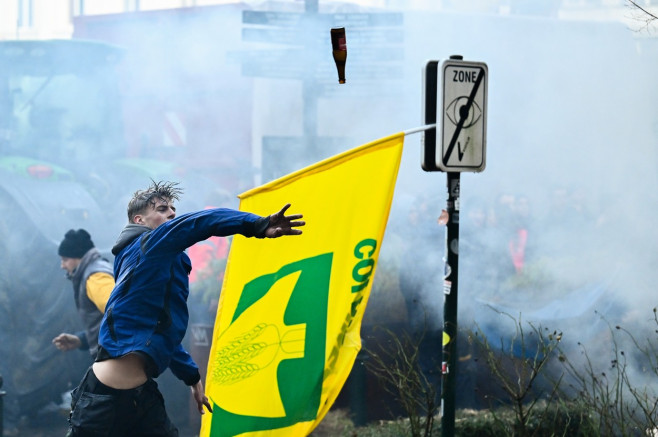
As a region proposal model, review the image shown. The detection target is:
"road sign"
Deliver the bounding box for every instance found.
[231,48,403,81]
[325,12,403,27]
[237,9,405,84]
[227,48,305,63]
[439,59,487,172]
[242,10,306,27]
[242,27,305,45]
[242,10,403,28]
[228,46,403,65]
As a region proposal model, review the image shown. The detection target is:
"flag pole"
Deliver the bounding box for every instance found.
[403,123,437,136]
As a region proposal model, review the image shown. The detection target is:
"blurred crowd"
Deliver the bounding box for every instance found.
[366,184,632,360]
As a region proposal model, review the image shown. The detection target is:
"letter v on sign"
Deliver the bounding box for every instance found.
[438,59,488,173]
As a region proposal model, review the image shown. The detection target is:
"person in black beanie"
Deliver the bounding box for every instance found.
[52,229,114,358]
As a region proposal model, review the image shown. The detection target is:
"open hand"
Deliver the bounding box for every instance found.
[52,333,81,351]
[265,204,305,238]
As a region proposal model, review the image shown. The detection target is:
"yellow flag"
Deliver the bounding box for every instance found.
[200,133,404,437]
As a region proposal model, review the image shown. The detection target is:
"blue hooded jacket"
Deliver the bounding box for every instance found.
[98,208,269,385]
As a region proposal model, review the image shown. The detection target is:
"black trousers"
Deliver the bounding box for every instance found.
[67,367,178,437]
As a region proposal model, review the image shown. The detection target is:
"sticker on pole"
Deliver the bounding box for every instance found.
[438,60,487,172]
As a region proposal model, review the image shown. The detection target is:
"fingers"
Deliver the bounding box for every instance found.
[275,205,303,222]
[280,218,304,229]
[197,396,212,414]
[191,381,212,415]
[278,203,291,216]
[266,205,305,238]
[267,226,304,238]
[204,398,213,413]
[53,333,75,350]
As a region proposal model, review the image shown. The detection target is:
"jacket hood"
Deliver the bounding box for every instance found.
[112,224,150,255]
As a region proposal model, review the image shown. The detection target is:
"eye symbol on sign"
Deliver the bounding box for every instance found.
[446,96,482,128]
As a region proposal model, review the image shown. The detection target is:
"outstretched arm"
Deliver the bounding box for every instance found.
[264,204,305,238]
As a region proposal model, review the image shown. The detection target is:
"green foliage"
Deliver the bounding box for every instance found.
[310,409,356,436]
[454,401,597,437]
[559,310,658,436]
[315,402,597,436]
[363,326,439,437]
[315,309,658,437]
[471,312,564,436]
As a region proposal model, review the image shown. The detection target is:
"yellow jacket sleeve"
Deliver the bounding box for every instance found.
[85,272,114,313]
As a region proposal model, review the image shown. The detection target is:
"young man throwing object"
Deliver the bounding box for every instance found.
[67,181,304,437]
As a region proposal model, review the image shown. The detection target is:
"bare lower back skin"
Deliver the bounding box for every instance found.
[92,353,148,389]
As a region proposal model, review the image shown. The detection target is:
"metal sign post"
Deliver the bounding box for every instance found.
[441,171,460,437]
[421,55,488,437]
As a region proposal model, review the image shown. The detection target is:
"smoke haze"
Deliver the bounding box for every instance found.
[1,1,657,432]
